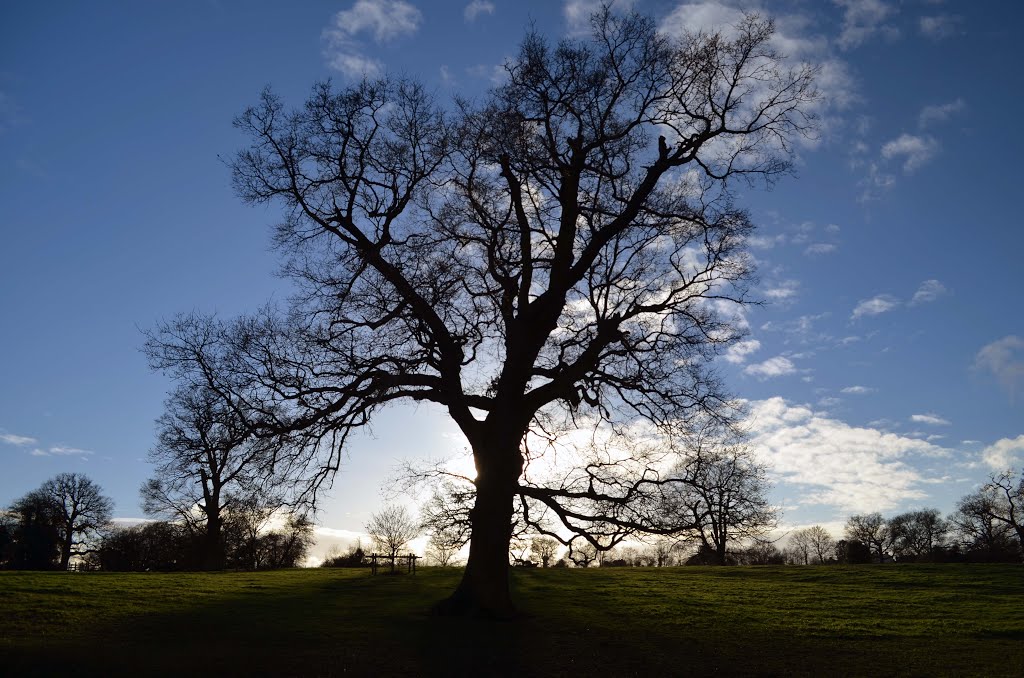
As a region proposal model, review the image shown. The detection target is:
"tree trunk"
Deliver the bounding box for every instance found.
[203,514,224,570]
[59,530,74,570]
[434,440,521,618]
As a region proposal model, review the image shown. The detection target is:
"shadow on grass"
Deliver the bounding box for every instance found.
[5,566,1024,677]
[5,570,535,677]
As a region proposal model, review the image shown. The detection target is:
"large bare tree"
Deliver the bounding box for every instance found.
[147,9,814,615]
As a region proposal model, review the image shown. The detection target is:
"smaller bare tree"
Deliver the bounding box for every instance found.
[788,528,813,565]
[801,525,835,564]
[844,513,889,563]
[530,536,560,568]
[425,526,465,567]
[568,540,599,568]
[366,505,419,560]
[38,473,113,569]
[984,469,1024,551]
[665,442,778,565]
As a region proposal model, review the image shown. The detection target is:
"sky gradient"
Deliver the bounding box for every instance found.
[2,0,1022,555]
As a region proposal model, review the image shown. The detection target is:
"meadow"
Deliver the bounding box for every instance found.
[2,564,1022,676]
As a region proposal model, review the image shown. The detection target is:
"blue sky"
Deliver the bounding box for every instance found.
[2,1,1022,550]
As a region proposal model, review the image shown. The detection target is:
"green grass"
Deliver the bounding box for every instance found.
[1,565,1022,676]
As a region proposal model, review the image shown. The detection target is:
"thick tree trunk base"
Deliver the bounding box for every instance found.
[431,587,518,620]
[431,568,518,619]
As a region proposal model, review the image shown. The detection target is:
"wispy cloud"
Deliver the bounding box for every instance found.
[30,445,95,457]
[763,279,800,303]
[834,0,898,51]
[723,339,761,365]
[745,356,797,379]
[464,0,494,22]
[323,0,423,78]
[919,14,962,41]
[910,413,951,426]
[880,133,939,173]
[851,294,899,319]
[1,430,37,446]
[919,98,965,128]
[910,279,946,305]
[974,335,1024,402]
[840,385,874,394]
[804,243,838,256]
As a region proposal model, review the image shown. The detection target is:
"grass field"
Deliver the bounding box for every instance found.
[2,564,1022,677]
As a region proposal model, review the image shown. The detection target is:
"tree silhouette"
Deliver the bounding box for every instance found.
[663,441,777,565]
[33,473,113,570]
[788,528,813,565]
[366,505,420,560]
[6,490,63,569]
[530,536,560,567]
[984,469,1024,552]
[888,509,949,562]
[844,513,889,564]
[141,384,283,569]
[952,470,1024,561]
[148,8,815,615]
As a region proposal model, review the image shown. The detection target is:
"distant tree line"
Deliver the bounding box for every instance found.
[834,471,1023,565]
[499,468,1024,568]
[1,472,313,572]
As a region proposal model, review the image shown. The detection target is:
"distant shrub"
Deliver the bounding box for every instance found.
[322,542,368,568]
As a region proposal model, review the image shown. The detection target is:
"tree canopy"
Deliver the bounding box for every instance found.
[147,8,816,615]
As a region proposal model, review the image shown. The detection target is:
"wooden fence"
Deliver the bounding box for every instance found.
[368,553,418,575]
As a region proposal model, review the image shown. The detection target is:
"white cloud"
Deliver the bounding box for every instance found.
[1,431,37,446]
[980,435,1024,470]
[658,1,859,120]
[834,0,898,51]
[764,279,800,303]
[824,224,841,235]
[910,279,946,305]
[464,0,495,22]
[747,397,946,512]
[323,0,423,78]
[910,413,951,426]
[919,14,961,41]
[841,385,874,394]
[565,0,636,36]
[746,233,788,249]
[723,339,761,364]
[881,133,939,173]
[32,445,95,457]
[804,243,837,256]
[745,356,797,379]
[851,294,899,319]
[331,0,422,42]
[974,336,1024,402]
[919,98,965,128]
[325,52,384,79]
